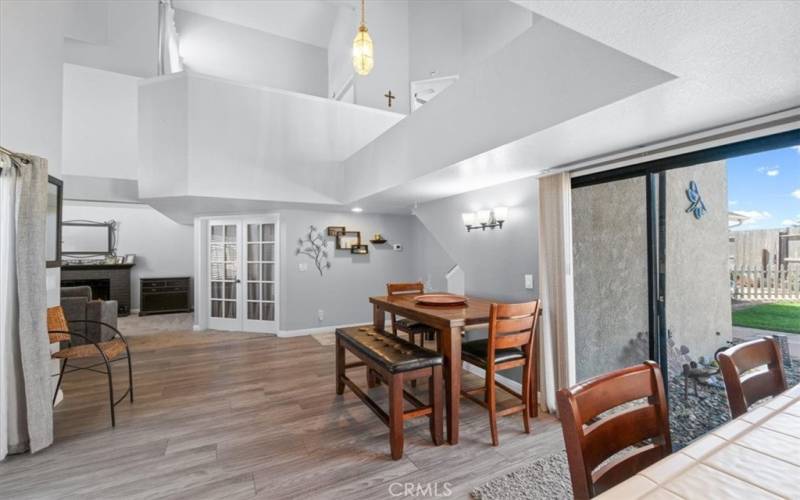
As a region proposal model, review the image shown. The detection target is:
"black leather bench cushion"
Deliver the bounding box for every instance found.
[395,318,435,333]
[462,338,524,367]
[336,326,443,374]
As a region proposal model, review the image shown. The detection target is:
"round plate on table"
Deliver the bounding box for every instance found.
[413,294,468,307]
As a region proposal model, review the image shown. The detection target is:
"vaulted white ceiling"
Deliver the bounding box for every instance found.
[147,0,800,219]
[351,0,800,211]
[172,0,343,48]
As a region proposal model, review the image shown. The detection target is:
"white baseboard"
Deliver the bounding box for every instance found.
[277,322,368,338]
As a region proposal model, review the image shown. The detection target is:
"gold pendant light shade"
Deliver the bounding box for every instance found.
[352,0,373,76]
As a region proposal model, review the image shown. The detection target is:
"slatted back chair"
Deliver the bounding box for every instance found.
[48,306,134,427]
[386,282,436,347]
[557,362,672,499]
[461,300,541,446]
[717,337,787,419]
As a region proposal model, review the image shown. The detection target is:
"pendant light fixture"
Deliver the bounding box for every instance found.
[352,0,374,76]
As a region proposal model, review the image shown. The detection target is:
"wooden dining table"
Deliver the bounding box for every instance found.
[597,382,800,498]
[370,293,536,445]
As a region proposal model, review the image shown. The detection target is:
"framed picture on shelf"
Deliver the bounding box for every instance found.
[350,244,368,255]
[336,231,361,250]
[327,226,346,237]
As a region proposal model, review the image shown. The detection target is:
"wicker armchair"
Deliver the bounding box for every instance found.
[48,306,133,427]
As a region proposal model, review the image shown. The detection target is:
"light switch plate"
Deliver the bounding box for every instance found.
[299,263,308,272]
[524,274,534,289]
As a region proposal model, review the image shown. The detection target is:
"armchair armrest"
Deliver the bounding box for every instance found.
[86,300,118,342]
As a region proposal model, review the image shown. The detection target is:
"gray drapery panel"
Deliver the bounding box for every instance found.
[0,152,53,459]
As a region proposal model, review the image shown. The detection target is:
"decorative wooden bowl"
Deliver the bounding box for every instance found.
[414,294,468,307]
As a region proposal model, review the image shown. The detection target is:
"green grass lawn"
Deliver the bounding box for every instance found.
[732,302,800,334]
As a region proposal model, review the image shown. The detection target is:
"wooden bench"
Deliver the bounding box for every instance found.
[335,325,444,460]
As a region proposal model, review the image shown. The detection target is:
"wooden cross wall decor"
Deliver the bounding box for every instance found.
[384,90,395,108]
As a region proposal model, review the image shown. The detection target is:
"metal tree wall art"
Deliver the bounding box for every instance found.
[296,225,331,276]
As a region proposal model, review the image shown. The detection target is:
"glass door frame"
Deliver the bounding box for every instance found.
[199,214,280,334]
[571,128,800,390]
[207,219,242,331]
[242,215,279,333]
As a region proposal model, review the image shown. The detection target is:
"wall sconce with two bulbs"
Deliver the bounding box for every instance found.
[461,207,507,232]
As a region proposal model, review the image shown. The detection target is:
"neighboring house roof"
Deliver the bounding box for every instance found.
[728,211,749,228]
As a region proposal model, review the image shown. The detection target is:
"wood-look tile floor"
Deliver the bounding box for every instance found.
[0,330,564,499]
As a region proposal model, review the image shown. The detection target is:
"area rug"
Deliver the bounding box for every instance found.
[312,331,336,346]
[471,452,572,500]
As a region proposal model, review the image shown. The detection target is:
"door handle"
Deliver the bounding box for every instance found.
[235,279,241,284]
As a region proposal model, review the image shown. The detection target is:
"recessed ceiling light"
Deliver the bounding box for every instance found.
[351,207,363,213]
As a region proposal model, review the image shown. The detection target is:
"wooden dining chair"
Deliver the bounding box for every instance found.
[460,300,540,446]
[386,282,436,347]
[717,337,787,419]
[557,362,672,499]
[48,306,134,427]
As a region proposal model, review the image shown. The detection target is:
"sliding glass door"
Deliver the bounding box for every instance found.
[571,176,653,381]
[571,129,800,449]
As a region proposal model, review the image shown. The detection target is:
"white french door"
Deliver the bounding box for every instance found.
[207,216,279,333]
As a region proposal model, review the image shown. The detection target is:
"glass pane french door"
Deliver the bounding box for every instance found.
[208,220,241,330]
[243,218,278,333]
[207,216,279,333]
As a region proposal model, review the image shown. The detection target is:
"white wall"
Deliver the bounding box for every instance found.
[409,1,531,83]
[278,210,422,332]
[413,176,540,303]
[1,1,66,308]
[175,9,328,97]
[138,72,402,204]
[327,0,410,113]
[327,6,357,100]
[62,64,140,180]
[62,201,194,311]
[63,0,158,78]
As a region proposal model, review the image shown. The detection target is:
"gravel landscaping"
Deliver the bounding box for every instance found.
[667,349,800,450]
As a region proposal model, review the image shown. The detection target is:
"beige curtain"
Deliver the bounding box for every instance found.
[0,152,53,460]
[537,172,576,412]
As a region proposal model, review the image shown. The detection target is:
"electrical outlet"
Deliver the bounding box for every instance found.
[392,244,403,251]
[524,274,534,290]
[298,263,308,272]
[318,309,324,321]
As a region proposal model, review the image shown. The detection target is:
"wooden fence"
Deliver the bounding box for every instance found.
[731,265,800,300]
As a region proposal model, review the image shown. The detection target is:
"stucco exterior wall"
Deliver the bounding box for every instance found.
[572,177,650,381]
[665,161,732,361]
[572,162,732,381]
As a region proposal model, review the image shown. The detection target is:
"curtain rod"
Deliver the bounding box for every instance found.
[0,145,31,165]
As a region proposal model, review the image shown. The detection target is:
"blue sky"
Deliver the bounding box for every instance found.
[727,144,800,231]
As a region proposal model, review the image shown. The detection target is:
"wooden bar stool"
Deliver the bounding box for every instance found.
[460,300,540,446]
[717,337,787,418]
[557,362,672,499]
[335,325,443,460]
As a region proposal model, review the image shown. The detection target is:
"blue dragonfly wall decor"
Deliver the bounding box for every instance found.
[685,180,707,220]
